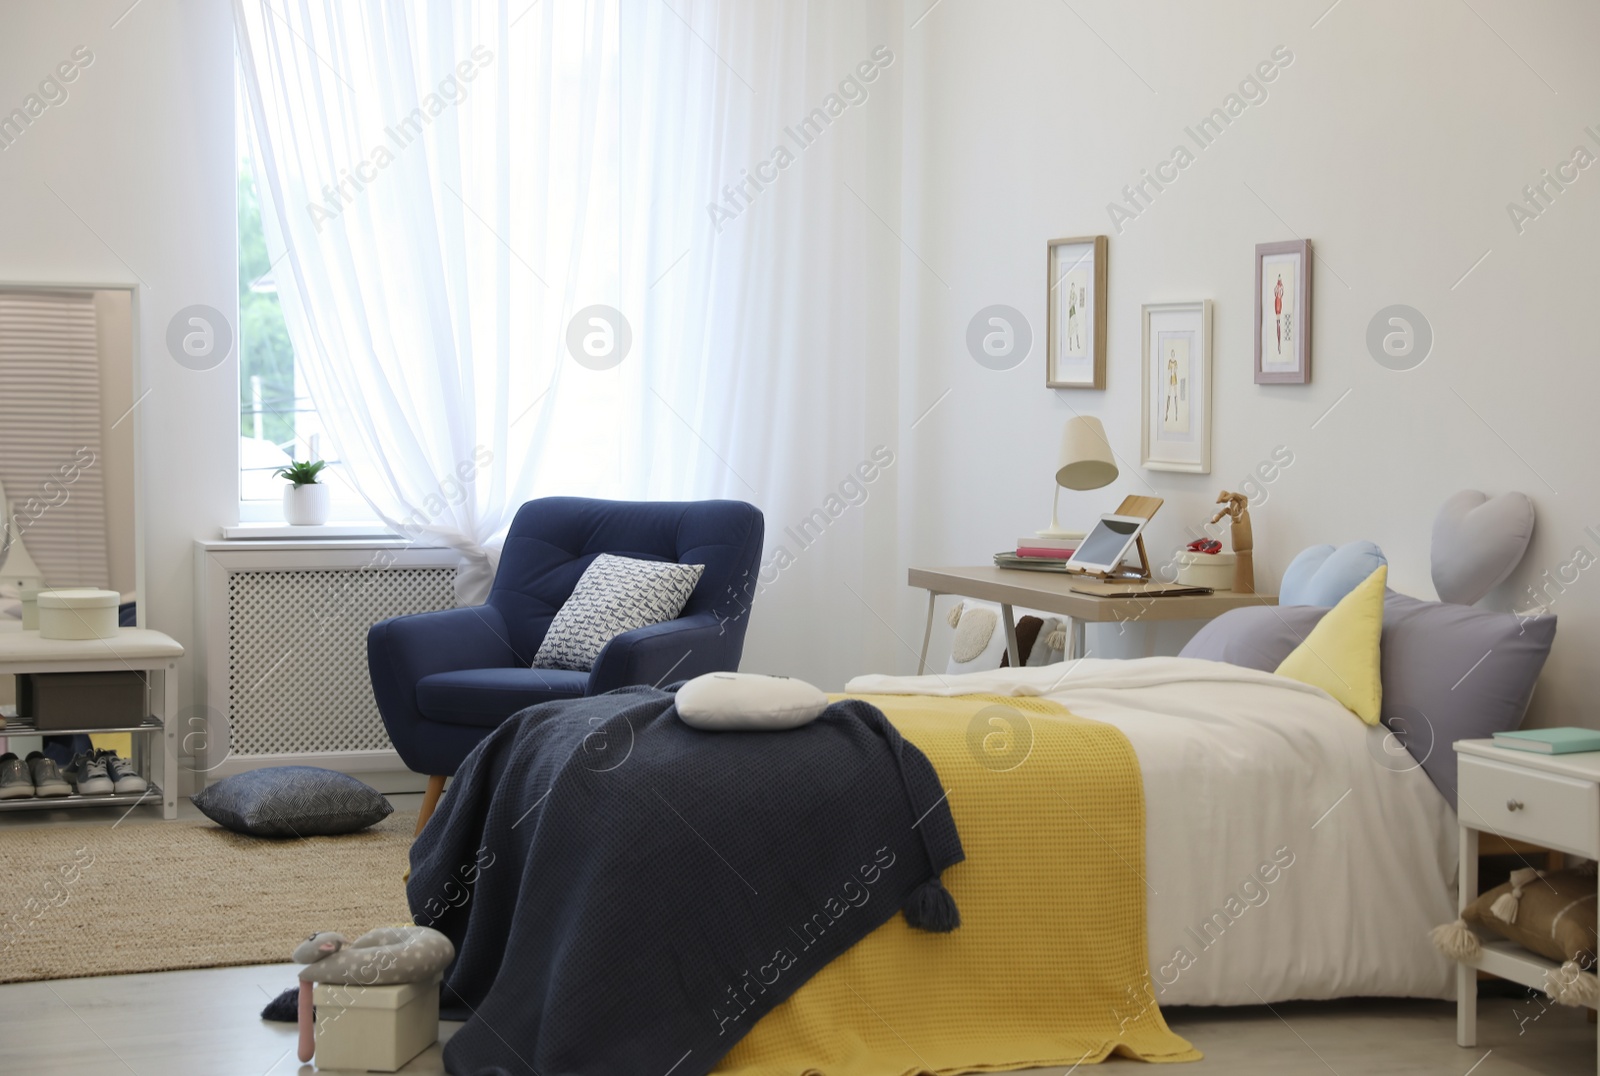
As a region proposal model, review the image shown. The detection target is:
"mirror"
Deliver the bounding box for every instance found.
[0,286,139,719]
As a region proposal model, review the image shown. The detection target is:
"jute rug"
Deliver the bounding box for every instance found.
[0,813,415,983]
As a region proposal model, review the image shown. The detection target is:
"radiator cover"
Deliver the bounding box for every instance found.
[196,541,463,780]
[226,566,455,756]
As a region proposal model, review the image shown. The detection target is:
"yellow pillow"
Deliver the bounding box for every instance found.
[1274,564,1386,724]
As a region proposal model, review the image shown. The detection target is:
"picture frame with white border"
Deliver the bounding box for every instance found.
[1141,300,1212,473]
[1046,235,1107,389]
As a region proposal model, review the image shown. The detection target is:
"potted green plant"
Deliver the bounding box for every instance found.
[274,459,330,526]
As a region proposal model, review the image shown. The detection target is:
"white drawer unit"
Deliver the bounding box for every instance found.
[1457,753,1600,858]
[1452,739,1600,1073]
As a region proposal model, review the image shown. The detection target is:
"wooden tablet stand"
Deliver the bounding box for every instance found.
[1069,494,1164,582]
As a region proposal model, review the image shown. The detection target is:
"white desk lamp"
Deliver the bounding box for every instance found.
[1038,415,1118,539]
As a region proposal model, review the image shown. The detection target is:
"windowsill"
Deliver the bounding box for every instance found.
[220,522,399,540]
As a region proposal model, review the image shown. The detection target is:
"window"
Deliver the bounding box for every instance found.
[236,83,369,523]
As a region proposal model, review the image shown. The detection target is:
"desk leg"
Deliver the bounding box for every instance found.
[1071,618,1087,660]
[1000,604,1020,667]
[1457,824,1478,1047]
[163,661,179,820]
[918,592,937,676]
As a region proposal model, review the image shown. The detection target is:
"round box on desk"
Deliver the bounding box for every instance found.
[1175,551,1235,591]
[37,589,121,640]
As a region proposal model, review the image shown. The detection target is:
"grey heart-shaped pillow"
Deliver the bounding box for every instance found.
[1431,490,1534,605]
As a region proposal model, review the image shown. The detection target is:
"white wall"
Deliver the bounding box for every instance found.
[0,1,238,756]
[898,0,1600,726]
[5,0,1593,741]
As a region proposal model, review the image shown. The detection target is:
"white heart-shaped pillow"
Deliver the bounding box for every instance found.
[675,672,828,731]
[1431,490,1535,605]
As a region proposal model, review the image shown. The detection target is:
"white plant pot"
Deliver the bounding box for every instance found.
[283,482,331,526]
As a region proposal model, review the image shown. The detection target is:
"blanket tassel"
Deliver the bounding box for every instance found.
[903,876,961,933]
[260,987,304,1023]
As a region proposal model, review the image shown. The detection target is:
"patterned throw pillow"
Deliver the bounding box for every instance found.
[192,766,393,838]
[534,554,705,671]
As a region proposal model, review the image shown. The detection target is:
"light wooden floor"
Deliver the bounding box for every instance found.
[0,969,1590,1075]
[3,799,1593,1074]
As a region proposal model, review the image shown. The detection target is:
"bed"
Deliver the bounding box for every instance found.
[421,657,1468,1075]
[846,657,1459,1007]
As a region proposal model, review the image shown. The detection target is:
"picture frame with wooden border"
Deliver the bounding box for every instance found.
[1141,300,1212,474]
[1254,239,1311,384]
[1046,235,1107,389]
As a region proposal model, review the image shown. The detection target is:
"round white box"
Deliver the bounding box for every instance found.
[1175,551,1235,591]
[37,588,121,640]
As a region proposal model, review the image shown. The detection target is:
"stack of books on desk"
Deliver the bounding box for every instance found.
[1013,536,1078,561]
[997,536,1080,571]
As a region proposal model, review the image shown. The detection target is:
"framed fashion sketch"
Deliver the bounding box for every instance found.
[1254,239,1311,384]
[1046,235,1107,389]
[1141,301,1212,473]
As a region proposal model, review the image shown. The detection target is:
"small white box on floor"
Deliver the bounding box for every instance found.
[312,975,441,1072]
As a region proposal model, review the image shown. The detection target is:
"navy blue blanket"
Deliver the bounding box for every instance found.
[408,686,963,1076]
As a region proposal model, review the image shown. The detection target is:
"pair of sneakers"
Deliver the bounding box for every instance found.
[65,750,146,795]
[0,752,72,798]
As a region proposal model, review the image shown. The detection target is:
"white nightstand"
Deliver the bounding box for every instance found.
[1453,738,1600,1071]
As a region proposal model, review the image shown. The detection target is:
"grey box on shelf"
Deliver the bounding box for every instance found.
[18,671,147,730]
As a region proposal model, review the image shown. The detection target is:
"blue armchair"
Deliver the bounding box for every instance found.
[369,497,764,829]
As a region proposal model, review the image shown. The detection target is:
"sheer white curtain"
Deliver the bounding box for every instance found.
[237,0,905,684]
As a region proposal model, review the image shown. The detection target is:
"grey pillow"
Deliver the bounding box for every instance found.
[1380,591,1555,810]
[1179,592,1557,809]
[1178,605,1327,671]
[192,766,393,838]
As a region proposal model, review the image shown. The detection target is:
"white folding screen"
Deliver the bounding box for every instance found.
[0,291,110,589]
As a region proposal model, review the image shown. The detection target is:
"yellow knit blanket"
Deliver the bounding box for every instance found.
[715,693,1200,1073]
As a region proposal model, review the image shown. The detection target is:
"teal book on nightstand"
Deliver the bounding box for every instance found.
[1494,727,1600,755]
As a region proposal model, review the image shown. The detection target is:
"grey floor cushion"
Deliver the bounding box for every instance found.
[192,766,393,838]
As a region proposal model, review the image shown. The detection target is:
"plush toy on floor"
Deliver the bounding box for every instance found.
[286,925,455,1071]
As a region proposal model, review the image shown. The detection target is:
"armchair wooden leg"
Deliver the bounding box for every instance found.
[415,775,446,836]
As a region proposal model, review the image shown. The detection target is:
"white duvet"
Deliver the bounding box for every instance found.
[846,657,1458,1006]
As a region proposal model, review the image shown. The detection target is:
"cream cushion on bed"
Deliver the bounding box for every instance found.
[1274,564,1386,724]
[675,672,828,730]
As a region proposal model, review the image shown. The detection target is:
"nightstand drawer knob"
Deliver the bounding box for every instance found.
[1507,799,1525,811]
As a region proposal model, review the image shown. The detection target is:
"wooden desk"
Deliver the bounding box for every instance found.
[908,565,1277,673]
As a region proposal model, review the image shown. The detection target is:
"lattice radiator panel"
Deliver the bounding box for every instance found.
[226,567,456,757]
